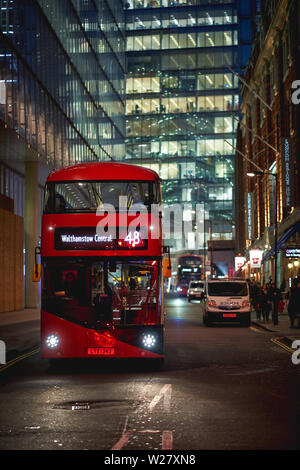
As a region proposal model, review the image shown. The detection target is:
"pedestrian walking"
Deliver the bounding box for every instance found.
[260,287,271,322]
[252,283,261,320]
[288,279,300,328]
[267,282,282,325]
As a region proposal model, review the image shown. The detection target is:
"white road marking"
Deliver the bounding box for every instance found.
[111,383,173,450]
[149,384,172,412]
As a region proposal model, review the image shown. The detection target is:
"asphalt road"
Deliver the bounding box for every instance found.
[0,296,300,451]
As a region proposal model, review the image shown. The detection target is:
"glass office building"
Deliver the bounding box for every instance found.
[125,0,256,252]
[0,0,125,167]
[0,0,125,310]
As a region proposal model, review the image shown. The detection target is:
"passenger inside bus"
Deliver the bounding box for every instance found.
[55,194,66,211]
[93,281,113,324]
[64,272,78,298]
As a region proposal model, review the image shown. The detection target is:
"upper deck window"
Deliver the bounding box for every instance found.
[44,180,160,213]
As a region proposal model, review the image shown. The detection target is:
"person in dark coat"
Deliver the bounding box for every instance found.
[267,282,282,325]
[253,285,263,320]
[94,282,113,324]
[288,280,300,328]
[260,286,271,322]
[64,272,78,298]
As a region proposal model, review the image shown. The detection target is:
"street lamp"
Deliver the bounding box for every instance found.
[247,170,279,325]
[208,219,213,277]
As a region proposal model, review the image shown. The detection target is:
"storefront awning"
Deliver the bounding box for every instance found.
[262,222,300,263]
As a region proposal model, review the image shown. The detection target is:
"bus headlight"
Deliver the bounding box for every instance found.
[142,333,157,349]
[46,334,60,349]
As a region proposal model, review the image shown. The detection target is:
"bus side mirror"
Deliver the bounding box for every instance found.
[32,246,41,282]
[163,258,171,278]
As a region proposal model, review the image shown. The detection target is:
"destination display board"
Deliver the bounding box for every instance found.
[54,227,147,250]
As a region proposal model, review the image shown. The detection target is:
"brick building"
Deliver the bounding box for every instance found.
[236,0,300,289]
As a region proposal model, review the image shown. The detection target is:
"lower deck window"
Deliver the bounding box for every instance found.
[42,259,160,327]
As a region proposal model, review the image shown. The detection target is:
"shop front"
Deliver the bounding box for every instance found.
[262,220,300,291]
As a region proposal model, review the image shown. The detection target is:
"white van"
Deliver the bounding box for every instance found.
[203,279,251,326]
[188,281,205,302]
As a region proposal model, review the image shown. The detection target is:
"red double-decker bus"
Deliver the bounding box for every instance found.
[176,254,203,296]
[40,162,169,363]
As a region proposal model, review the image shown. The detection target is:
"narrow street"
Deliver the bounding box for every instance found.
[0,297,299,451]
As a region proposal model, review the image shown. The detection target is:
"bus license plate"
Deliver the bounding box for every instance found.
[222,314,237,318]
[87,347,115,356]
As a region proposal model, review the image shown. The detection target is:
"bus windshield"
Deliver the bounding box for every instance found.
[44,181,159,213]
[42,259,160,328]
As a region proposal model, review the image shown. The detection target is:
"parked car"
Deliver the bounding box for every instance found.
[188,281,205,302]
[203,279,251,326]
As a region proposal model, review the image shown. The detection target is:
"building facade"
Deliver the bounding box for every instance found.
[125,0,257,277]
[235,0,300,289]
[0,0,125,311]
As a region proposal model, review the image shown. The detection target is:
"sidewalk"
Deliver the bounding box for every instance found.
[0,308,40,356]
[251,311,300,342]
[0,308,40,326]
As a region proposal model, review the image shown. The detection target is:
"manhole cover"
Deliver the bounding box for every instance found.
[53,399,137,410]
[71,403,90,411]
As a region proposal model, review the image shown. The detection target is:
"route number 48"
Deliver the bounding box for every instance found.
[124,231,141,247]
